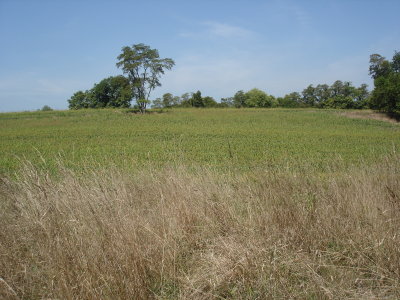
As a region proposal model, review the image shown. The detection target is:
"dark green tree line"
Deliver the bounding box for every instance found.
[152,91,218,109]
[275,81,370,109]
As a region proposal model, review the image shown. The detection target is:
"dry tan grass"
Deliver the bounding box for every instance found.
[1,157,400,299]
[339,110,399,124]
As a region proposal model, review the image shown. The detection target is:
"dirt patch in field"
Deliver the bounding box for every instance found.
[339,110,399,124]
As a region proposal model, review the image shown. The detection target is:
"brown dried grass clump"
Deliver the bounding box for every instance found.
[339,110,400,124]
[1,157,399,299]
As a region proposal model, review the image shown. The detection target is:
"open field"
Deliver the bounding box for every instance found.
[1,108,399,174]
[1,108,400,299]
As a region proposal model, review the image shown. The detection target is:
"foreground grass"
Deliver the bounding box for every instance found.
[1,155,399,299]
[1,108,399,174]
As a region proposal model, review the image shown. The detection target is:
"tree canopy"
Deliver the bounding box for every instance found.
[116,43,175,112]
[68,76,132,109]
[369,51,400,113]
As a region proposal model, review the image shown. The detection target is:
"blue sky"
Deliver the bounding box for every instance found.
[0,0,399,112]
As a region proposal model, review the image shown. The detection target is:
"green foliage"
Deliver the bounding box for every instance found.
[330,80,345,98]
[301,85,317,106]
[369,54,392,79]
[233,90,247,108]
[229,83,368,110]
[202,96,217,107]
[68,76,132,109]
[245,88,275,107]
[116,43,175,112]
[370,72,400,113]
[314,84,330,107]
[220,97,234,107]
[152,93,182,109]
[278,92,301,108]
[392,51,400,73]
[231,89,275,108]
[40,105,53,111]
[179,93,191,107]
[289,81,370,109]
[162,93,174,108]
[369,51,400,113]
[152,92,218,109]
[152,97,163,109]
[191,91,204,107]
[68,90,90,109]
[323,96,355,109]
[91,76,133,108]
[354,84,370,109]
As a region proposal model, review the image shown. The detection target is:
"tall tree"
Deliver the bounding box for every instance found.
[314,84,330,107]
[392,51,400,73]
[191,91,204,107]
[370,73,400,112]
[116,43,175,113]
[369,51,400,113]
[152,97,163,109]
[233,90,247,108]
[180,93,191,107]
[330,80,344,98]
[172,96,181,106]
[162,93,174,108]
[301,85,317,106]
[369,54,391,79]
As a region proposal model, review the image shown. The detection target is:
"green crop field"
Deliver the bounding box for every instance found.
[1,108,399,174]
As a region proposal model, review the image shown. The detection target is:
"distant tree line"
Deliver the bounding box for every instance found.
[68,48,399,114]
[151,82,370,109]
[152,91,220,108]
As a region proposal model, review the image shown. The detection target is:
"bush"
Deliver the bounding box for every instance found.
[40,105,53,111]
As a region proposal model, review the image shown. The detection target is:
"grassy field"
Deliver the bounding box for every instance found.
[1,108,400,299]
[1,108,399,174]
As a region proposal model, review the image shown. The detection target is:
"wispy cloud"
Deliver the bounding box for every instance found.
[203,21,254,39]
[179,21,255,40]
